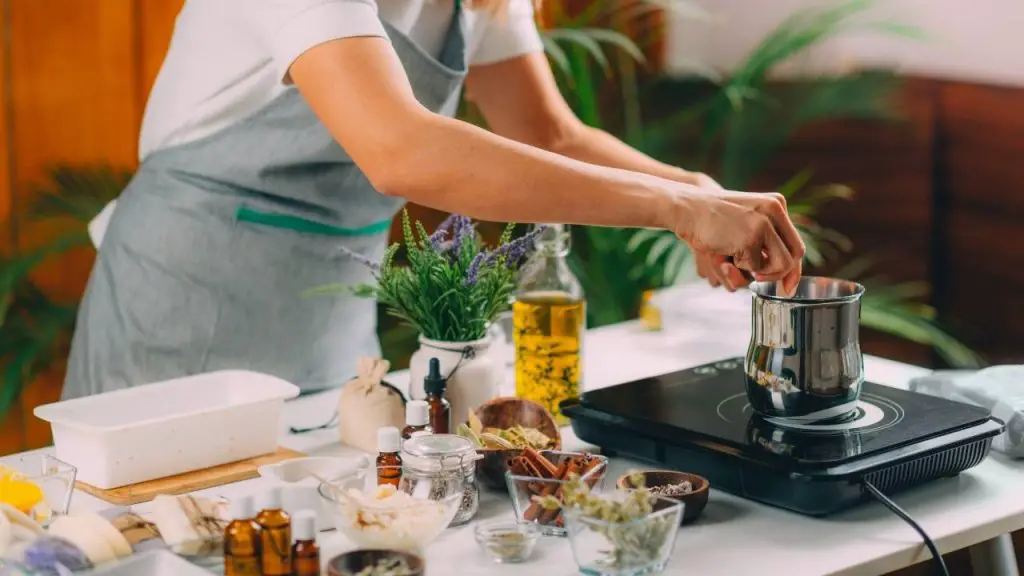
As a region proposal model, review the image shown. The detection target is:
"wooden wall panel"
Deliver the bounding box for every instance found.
[938,81,1024,364]
[9,0,140,300]
[0,0,27,456]
[0,0,11,245]
[6,0,144,451]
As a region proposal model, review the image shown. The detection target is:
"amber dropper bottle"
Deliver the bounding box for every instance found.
[223,494,261,576]
[402,400,432,441]
[255,487,292,576]
[424,357,451,434]
[376,426,403,487]
[291,510,319,576]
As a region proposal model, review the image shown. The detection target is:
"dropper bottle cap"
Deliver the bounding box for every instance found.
[424,358,446,396]
[257,486,283,511]
[406,400,429,426]
[227,494,255,521]
[292,510,317,541]
[377,426,401,453]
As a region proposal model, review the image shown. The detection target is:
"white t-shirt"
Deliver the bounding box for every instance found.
[137,0,544,161]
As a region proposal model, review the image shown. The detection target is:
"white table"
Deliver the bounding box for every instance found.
[9,285,1024,575]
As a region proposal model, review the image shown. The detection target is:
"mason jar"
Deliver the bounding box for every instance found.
[400,434,481,526]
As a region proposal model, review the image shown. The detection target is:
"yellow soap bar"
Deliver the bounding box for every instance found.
[0,478,44,515]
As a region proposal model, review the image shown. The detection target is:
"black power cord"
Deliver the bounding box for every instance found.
[861,480,950,576]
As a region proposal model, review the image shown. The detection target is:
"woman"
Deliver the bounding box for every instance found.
[65,0,804,399]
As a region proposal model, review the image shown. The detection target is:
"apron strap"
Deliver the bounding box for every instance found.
[436,0,466,71]
[236,206,392,237]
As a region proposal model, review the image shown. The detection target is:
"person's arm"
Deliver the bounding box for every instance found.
[464,52,787,291]
[289,37,803,288]
[464,52,710,187]
[291,38,682,230]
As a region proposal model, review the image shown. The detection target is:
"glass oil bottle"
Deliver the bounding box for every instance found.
[402,400,432,441]
[423,358,451,434]
[223,494,261,576]
[255,487,292,576]
[513,224,585,426]
[376,426,403,487]
[290,510,319,576]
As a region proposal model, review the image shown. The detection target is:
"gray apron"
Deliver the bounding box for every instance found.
[63,2,467,399]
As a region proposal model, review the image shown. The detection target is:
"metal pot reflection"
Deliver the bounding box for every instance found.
[744,277,865,419]
[746,416,864,462]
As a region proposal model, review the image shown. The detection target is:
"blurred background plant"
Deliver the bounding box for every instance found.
[529,0,981,367]
[0,0,982,425]
[0,168,129,422]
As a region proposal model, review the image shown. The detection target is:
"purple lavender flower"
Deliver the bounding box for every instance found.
[465,251,487,286]
[450,215,474,255]
[338,245,380,272]
[428,213,459,251]
[489,225,546,268]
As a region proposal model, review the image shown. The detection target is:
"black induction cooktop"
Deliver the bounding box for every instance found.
[562,357,1004,516]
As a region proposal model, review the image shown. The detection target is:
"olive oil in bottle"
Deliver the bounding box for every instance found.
[513,224,585,426]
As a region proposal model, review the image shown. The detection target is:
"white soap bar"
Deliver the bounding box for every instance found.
[151,495,225,555]
[48,515,118,565]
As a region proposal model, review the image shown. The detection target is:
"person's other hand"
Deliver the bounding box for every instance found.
[672,185,805,296]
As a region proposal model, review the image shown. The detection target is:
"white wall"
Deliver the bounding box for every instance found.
[666,0,1024,87]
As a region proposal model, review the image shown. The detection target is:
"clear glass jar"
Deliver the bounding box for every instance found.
[400,434,481,526]
[513,224,586,426]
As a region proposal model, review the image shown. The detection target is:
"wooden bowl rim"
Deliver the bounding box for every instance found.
[474,396,551,414]
[615,470,710,496]
[470,396,562,449]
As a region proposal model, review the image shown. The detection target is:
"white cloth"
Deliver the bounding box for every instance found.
[137,0,543,161]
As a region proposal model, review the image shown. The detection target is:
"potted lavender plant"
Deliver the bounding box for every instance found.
[318,210,541,419]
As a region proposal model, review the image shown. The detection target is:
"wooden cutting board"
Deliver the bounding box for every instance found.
[76,447,305,505]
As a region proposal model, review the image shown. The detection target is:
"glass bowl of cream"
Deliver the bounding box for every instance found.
[318,465,463,552]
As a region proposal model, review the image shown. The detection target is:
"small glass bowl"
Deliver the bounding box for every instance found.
[565,495,683,576]
[318,465,463,552]
[474,519,539,563]
[505,455,608,537]
[0,454,76,526]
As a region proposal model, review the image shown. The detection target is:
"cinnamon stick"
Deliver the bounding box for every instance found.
[537,456,587,525]
[522,456,573,522]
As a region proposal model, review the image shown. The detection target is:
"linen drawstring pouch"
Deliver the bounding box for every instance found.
[338,357,406,453]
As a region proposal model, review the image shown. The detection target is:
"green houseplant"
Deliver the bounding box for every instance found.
[309,210,542,416]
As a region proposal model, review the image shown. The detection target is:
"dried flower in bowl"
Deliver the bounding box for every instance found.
[534,473,683,573]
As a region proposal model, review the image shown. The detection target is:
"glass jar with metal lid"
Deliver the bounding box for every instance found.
[401,434,481,526]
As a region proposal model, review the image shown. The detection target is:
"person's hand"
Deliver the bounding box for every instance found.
[671,184,805,296]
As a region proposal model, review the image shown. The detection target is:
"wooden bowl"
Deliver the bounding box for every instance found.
[469,397,561,490]
[328,549,424,576]
[617,470,710,525]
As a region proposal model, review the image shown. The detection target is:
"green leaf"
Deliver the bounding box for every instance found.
[546,29,611,72]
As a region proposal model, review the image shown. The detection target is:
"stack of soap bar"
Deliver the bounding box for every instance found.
[96,507,166,554]
[46,512,132,566]
[151,495,227,556]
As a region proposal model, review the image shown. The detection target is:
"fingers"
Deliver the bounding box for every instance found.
[734,214,793,278]
[722,262,753,289]
[761,193,806,272]
[696,253,727,290]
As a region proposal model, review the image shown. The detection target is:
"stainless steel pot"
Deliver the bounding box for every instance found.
[744,277,866,419]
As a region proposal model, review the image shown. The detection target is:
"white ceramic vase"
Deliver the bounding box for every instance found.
[408,335,504,427]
